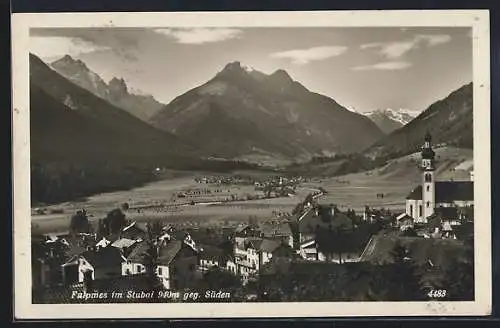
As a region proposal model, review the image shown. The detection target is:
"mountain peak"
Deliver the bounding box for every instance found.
[271,69,292,81]
[222,61,244,72]
[51,54,90,71]
[108,77,129,95]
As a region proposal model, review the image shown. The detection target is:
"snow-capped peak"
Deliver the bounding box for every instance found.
[363,108,418,125]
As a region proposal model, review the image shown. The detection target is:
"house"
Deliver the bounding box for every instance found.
[424,207,464,239]
[233,224,259,239]
[198,244,225,271]
[111,238,137,255]
[121,239,199,290]
[435,207,461,226]
[225,255,238,275]
[121,241,151,276]
[441,221,457,239]
[296,204,353,245]
[233,237,292,280]
[171,230,197,251]
[299,239,323,261]
[95,237,111,249]
[405,134,474,224]
[120,221,148,241]
[257,221,294,248]
[61,246,126,284]
[157,240,199,290]
[395,213,414,231]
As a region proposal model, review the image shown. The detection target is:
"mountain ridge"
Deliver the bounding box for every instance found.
[150,61,384,165]
[363,108,419,134]
[50,55,165,121]
[364,82,473,159]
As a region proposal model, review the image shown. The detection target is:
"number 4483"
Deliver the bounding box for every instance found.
[428,289,447,298]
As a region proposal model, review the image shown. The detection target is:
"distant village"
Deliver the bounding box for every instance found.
[32,134,475,303]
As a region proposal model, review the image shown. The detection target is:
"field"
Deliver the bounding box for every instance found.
[31,171,318,234]
[31,147,473,235]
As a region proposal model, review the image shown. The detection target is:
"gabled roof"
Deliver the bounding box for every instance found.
[300,239,316,248]
[198,244,225,260]
[111,238,137,249]
[172,230,190,241]
[435,207,459,220]
[120,222,147,240]
[258,222,292,237]
[406,181,473,202]
[234,224,251,234]
[258,239,282,253]
[157,240,197,266]
[298,206,353,234]
[125,240,151,263]
[396,213,413,222]
[246,239,263,251]
[81,246,124,268]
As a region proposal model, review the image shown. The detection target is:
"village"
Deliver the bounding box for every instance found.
[31,134,475,303]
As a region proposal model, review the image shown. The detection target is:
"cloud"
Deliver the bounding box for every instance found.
[359,34,451,59]
[351,61,413,71]
[414,34,452,46]
[153,28,243,44]
[270,46,348,65]
[30,36,111,60]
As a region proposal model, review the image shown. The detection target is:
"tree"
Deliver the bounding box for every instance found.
[402,227,418,237]
[96,219,107,239]
[316,224,350,263]
[445,236,474,300]
[69,209,90,234]
[83,270,94,292]
[104,208,127,234]
[378,242,425,301]
[202,268,241,290]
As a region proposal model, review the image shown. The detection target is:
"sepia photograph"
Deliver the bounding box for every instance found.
[12,10,491,318]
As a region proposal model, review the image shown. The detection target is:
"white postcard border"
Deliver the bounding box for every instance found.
[12,9,492,319]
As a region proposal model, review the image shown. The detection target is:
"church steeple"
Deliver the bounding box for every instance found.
[420,132,436,223]
[421,132,435,171]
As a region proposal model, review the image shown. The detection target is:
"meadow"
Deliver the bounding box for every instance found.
[31,147,473,235]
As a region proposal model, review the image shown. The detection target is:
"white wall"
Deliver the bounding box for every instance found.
[122,261,145,276]
[156,265,170,289]
[406,199,424,222]
[78,258,95,282]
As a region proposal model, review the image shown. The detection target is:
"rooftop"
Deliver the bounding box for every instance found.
[406,181,473,202]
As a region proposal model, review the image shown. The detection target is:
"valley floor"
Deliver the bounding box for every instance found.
[31,147,473,235]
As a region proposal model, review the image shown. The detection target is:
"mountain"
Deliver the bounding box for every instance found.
[29,53,203,203]
[50,55,164,121]
[365,83,473,159]
[364,108,418,134]
[150,61,384,165]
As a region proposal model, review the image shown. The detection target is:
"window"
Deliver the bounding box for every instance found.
[410,205,414,215]
[158,267,163,275]
[136,265,141,272]
[426,185,430,192]
[419,205,422,217]
[425,173,432,182]
[426,201,430,208]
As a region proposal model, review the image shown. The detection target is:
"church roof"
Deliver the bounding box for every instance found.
[406,181,473,202]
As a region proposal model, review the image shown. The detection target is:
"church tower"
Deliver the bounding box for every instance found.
[420,132,436,223]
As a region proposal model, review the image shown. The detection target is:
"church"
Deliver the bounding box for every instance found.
[405,133,474,224]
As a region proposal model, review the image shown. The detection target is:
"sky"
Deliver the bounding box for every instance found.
[30,27,472,113]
